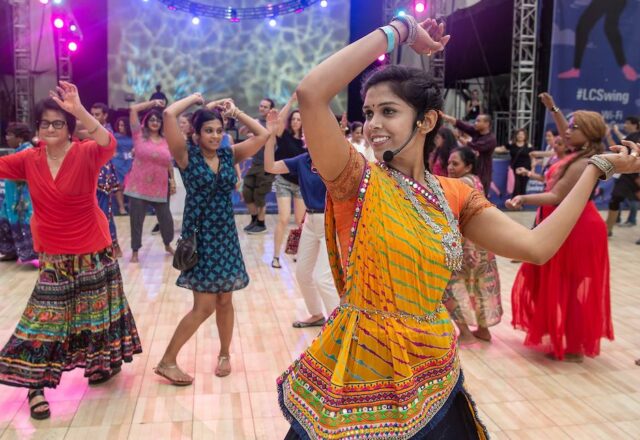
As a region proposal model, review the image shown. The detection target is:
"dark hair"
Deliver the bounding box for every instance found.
[450,146,477,175]
[361,64,443,169]
[435,127,457,171]
[141,108,164,138]
[191,108,224,136]
[350,121,363,133]
[7,122,33,142]
[625,115,640,131]
[114,116,131,137]
[478,113,492,125]
[156,84,162,92]
[261,98,275,109]
[34,97,76,135]
[545,128,558,136]
[90,102,109,114]
[511,128,529,146]
[286,109,303,138]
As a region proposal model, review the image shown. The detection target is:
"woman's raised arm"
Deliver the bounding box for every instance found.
[163,93,203,169]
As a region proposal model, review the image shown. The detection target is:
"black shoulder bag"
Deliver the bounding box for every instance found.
[172,190,215,271]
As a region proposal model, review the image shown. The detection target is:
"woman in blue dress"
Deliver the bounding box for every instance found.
[112,117,134,215]
[155,93,270,385]
[0,123,37,264]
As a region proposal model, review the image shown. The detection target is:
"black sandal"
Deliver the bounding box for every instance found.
[28,389,50,420]
[271,257,282,269]
[88,366,121,385]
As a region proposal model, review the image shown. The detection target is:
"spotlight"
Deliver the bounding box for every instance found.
[53,18,64,29]
[191,16,200,25]
[414,1,425,13]
[320,0,328,6]
[69,24,77,32]
[68,41,78,52]
[39,0,49,4]
[269,18,277,27]
[397,10,406,17]
[52,0,63,4]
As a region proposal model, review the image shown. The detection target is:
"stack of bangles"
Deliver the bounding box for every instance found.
[587,155,615,180]
[378,15,419,53]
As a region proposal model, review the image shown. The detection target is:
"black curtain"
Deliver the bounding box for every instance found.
[444,0,514,87]
[347,0,385,123]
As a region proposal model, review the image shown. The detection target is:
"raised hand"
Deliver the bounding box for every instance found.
[151,99,166,108]
[605,140,640,174]
[411,18,450,56]
[189,93,204,106]
[437,111,456,125]
[266,108,279,133]
[50,81,83,116]
[538,92,556,110]
[205,98,229,112]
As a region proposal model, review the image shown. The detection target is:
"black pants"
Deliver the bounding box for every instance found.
[283,391,482,440]
[574,0,627,68]
[129,196,174,251]
[512,173,529,197]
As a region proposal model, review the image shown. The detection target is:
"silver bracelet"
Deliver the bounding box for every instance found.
[392,15,418,46]
[587,155,615,181]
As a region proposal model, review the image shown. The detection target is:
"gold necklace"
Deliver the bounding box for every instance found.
[46,143,71,161]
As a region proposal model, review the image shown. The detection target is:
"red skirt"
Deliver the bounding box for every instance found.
[511,201,613,359]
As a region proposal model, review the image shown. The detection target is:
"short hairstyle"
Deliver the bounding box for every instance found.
[90,102,109,114]
[624,115,640,130]
[7,122,33,142]
[34,97,76,135]
[141,108,164,138]
[261,98,275,109]
[478,114,492,125]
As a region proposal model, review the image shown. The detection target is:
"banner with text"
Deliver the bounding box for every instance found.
[547,0,640,126]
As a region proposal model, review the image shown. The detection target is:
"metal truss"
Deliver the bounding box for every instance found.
[10,0,32,124]
[509,0,538,139]
[56,33,72,83]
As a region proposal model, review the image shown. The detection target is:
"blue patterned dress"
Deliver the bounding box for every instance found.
[176,143,249,293]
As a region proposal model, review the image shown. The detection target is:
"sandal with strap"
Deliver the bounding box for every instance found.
[88,366,121,386]
[28,389,50,420]
[153,363,193,386]
[215,355,231,377]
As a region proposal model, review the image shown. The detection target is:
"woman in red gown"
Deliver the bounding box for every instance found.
[508,97,613,361]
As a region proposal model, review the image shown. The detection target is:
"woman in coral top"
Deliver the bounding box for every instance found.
[277,15,640,440]
[0,82,142,420]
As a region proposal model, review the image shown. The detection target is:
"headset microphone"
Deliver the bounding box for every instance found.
[382,123,420,163]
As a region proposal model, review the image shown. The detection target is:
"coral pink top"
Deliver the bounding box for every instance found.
[123,128,172,202]
[0,134,116,254]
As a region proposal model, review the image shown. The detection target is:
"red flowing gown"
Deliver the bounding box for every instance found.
[511,154,614,359]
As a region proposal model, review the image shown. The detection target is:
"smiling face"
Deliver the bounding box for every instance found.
[38,109,70,148]
[515,130,526,143]
[447,151,472,178]
[258,100,272,118]
[196,119,224,153]
[145,113,162,135]
[289,111,302,133]
[362,83,423,161]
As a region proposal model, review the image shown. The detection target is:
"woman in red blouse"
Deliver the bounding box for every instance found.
[0,82,142,419]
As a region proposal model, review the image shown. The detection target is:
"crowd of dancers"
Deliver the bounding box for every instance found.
[0,14,639,440]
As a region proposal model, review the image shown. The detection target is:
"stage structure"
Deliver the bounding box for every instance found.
[383,0,452,91]
[10,0,32,124]
[509,0,538,140]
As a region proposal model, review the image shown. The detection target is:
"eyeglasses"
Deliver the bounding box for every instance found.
[38,120,66,129]
[147,117,162,123]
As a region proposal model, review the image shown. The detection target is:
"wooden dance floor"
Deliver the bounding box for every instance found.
[0,211,638,439]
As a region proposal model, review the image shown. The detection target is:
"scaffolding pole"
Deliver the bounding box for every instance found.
[10,0,32,124]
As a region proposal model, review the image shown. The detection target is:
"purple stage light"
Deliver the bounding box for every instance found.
[191,16,200,25]
[414,1,425,13]
[320,0,328,7]
[40,0,49,4]
[269,18,277,27]
[70,24,77,32]
[68,41,78,51]
[53,18,64,29]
